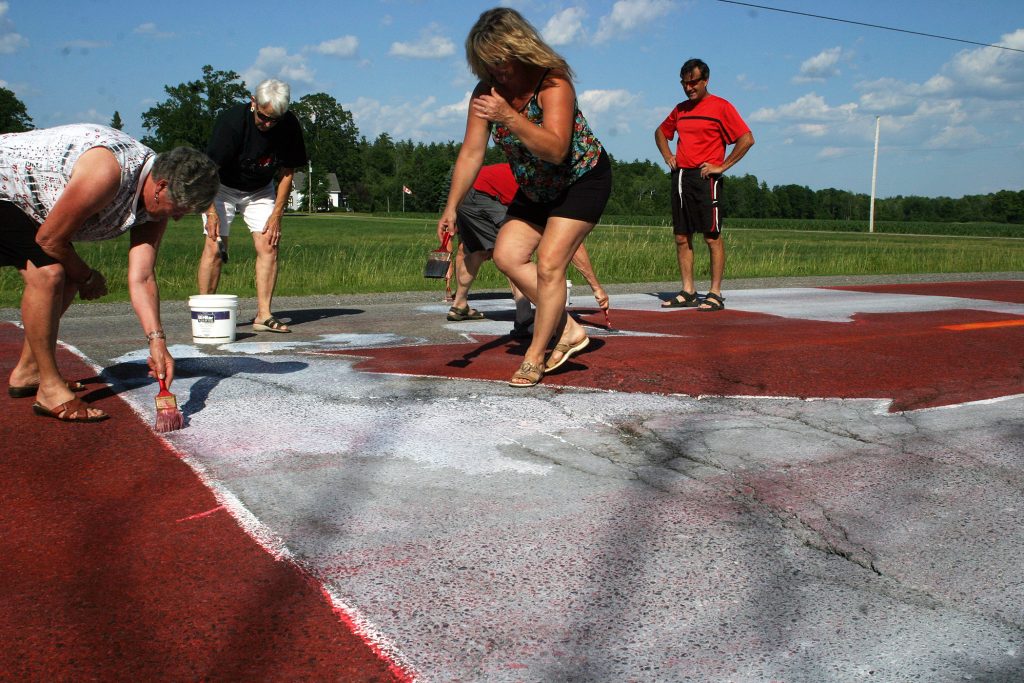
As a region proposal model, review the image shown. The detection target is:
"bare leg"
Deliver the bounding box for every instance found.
[252,230,285,328]
[676,233,696,294]
[15,262,104,418]
[10,265,79,389]
[452,245,491,311]
[706,234,726,296]
[197,234,225,295]
[569,243,608,309]
[697,233,727,309]
[494,217,592,378]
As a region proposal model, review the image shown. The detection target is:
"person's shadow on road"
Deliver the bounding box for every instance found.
[96,356,308,425]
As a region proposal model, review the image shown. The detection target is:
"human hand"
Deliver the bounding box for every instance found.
[78,269,108,300]
[700,162,723,178]
[471,89,513,125]
[437,211,456,243]
[593,287,609,310]
[147,339,174,385]
[205,212,221,241]
[262,215,282,247]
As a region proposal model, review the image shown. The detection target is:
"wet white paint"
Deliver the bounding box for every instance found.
[93,284,1024,682]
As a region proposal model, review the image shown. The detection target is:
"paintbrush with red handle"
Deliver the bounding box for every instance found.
[154,377,184,433]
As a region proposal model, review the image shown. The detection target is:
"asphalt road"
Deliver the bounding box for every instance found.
[2,272,1022,682]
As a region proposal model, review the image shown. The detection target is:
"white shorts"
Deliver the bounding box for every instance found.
[202,183,276,237]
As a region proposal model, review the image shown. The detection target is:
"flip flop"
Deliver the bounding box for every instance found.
[253,316,291,333]
[8,380,88,399]
[32,398,109,423]
[545,336,590,373]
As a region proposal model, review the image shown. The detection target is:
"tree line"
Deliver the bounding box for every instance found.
[2,69,1021,224]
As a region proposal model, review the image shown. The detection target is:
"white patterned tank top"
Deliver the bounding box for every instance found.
[0,124,155,241]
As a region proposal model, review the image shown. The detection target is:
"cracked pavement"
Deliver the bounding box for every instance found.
[10,274,1023,681]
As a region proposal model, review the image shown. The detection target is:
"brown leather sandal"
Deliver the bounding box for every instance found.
[31,398,109,423]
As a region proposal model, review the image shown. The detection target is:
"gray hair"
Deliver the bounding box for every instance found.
[253,79,291,116]
[151,147,219,214]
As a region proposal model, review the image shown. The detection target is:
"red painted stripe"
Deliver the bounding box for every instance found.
[0,323,410,681]
[329,305,1024,412]
[829,280,1024,304]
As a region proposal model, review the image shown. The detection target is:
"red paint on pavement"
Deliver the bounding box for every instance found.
[0,324,411,682]
[828,280,1024,304]
[332,294,1024,412]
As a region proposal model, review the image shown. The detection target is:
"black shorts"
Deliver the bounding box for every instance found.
[456,189,506,254]
[0,201,57,269]
[505,151,612,227]
[671,167,723,238]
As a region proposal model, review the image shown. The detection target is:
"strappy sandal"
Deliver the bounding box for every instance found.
[253,316,291,332]
[698,292,726,311]
[447,305,485,321]
[662,290,700,308]
[545,336,590,373]
[32,398,109,423]
[508,361,544,388]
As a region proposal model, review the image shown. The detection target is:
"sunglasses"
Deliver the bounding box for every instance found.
[254,108,281,124]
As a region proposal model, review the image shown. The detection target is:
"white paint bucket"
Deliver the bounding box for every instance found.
[188,294,238,344]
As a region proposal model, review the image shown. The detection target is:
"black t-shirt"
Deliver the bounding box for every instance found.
[206,103,308,192]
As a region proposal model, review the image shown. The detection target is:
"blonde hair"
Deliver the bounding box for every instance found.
[465,7,574,84]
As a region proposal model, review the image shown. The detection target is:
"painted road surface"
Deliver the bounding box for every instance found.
[2,280,1023,681]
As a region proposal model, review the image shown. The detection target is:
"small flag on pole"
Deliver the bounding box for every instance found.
[402,185,413,195]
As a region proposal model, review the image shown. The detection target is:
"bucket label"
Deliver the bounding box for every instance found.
[192,310,232,322]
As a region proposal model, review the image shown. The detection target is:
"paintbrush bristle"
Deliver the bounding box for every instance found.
[155,380,185,433]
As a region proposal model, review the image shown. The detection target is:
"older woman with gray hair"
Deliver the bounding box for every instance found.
[0,123,218,422]
[198,78,308,333]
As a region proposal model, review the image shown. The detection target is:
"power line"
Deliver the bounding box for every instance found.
[716,0,1024,54]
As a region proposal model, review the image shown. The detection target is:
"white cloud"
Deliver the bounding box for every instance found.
[244,46,315,88]
[133,22,174,39]
[817,146,851,159]
[749,93,858,124]
[0,1,27,54]
[578,89,637,113]
[543,7,587,46]
[794,47,844,83]
[311,36,359,58]
[348,93,468,142]
[926,125,986,150]
[943,28,1024,98]
[594,0,673,44]
[389,26,455,59]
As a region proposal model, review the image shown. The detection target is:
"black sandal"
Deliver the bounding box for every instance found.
[698,292,725,311]
[661,290,700,308]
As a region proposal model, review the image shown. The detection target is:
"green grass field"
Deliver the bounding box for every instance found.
[1,213,1021,307]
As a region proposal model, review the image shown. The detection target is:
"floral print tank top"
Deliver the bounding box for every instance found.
[490,71,604,203]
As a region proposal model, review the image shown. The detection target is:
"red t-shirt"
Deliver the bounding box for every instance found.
[659,94,750,168]
[473,163,519,206]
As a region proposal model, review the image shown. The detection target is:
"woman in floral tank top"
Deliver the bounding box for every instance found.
[438,7,612,388]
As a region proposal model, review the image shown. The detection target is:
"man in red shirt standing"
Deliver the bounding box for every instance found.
[655,58,754,311]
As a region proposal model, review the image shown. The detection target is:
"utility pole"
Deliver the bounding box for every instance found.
[308,160,312,214]
[869,116,880,234]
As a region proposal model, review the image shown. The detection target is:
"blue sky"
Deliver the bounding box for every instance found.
[3,0,1022,198]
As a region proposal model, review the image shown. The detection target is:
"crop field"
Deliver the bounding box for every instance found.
[1,213,1020,307]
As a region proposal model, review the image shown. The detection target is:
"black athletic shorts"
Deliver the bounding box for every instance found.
[505,150,612,227]
[0,201,57,269]
[671,167,723,238]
